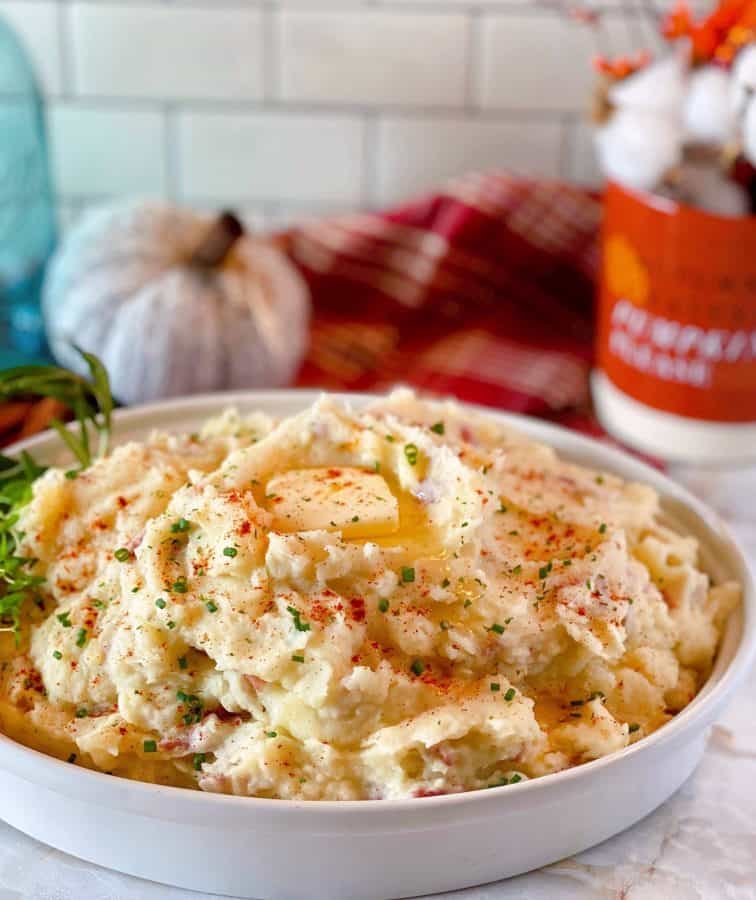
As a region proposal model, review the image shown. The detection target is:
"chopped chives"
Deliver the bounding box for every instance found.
[490,682,500,692]
[114,548,131,562]
[401,566,415,583]
[430,422,445,435]
[178,655,188,670]
[75,628,87,648]
[223,547,238,558]
[628,722,640,733]
[378,599,389,613]
[155,598,167,609]
[265,731,278,738]
[489,623,505,635]
[504,688,516,702]
[193,753,206,771]
[404,443,419,466]
[599,523,607,534]
[205,600,218,613]
[52,650,62,660]
[441,577,450,588]
[57,611,72,628]
[291,654,305,663]
[143,739,157,753]
[172,578,188,593]
[410,659,425,677]
[286,605,311,631]
[170,518,191,534]
[75,708,88,718]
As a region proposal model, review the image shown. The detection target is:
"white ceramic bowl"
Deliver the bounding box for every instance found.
[0,391,753,900]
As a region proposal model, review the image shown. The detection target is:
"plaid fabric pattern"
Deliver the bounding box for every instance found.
[286,173,603,429]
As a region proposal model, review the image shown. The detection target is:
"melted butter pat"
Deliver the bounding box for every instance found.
[531,692,572,731]
[359,471,444,561]
[265,467,399,538]
[264,466,444,561]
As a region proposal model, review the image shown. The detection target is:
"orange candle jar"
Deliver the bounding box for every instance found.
[593,180,756,463]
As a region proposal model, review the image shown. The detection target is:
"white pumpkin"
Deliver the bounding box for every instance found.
[44,201,311,405]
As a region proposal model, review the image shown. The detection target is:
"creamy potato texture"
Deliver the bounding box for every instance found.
[0,393,739,799]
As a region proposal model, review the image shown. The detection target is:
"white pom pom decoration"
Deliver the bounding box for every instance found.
[731,42,756,121]
[743,94,756,167]
[683,65,735,144]
[675,162,750,216]
[44,201,311,405]
[608,52,687,113]
[596,108,683,191]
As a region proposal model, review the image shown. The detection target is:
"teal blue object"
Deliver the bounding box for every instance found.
[0,15,57,368]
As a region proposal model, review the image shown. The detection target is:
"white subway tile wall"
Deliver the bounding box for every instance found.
[70,5,265,101]
[375,116,563,205]
[177,110,364,205]
[0,0,632,230]
[49,104,167,197]
[278,11,469,107]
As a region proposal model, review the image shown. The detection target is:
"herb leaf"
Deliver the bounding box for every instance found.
[0,350,113,640]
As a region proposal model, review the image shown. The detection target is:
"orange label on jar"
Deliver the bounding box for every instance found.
[597,181,756,423]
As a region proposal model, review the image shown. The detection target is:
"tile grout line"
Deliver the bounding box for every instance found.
[262,3,278,104]
[465,9,482,111]
[164,103,180,202]
[57,0,74,100]
[361,113,378,209]
[43,94,580,123]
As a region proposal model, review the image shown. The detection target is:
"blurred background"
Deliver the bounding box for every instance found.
[1,0,615,228]
[0,0,754,469]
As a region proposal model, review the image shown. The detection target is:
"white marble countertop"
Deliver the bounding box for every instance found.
[1,465,754,900]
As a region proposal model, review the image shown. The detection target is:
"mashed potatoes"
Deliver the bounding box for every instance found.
[0,392,738,800]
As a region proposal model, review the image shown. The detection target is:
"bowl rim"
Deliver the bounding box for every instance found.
[1,387,754,816]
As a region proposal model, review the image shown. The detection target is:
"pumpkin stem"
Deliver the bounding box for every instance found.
[190,211,245,268]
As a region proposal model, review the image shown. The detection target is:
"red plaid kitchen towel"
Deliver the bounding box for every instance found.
[286,172,603,433]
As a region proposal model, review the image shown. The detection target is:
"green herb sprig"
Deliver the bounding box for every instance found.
[0,349,113,640]
[0,348,113,468]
